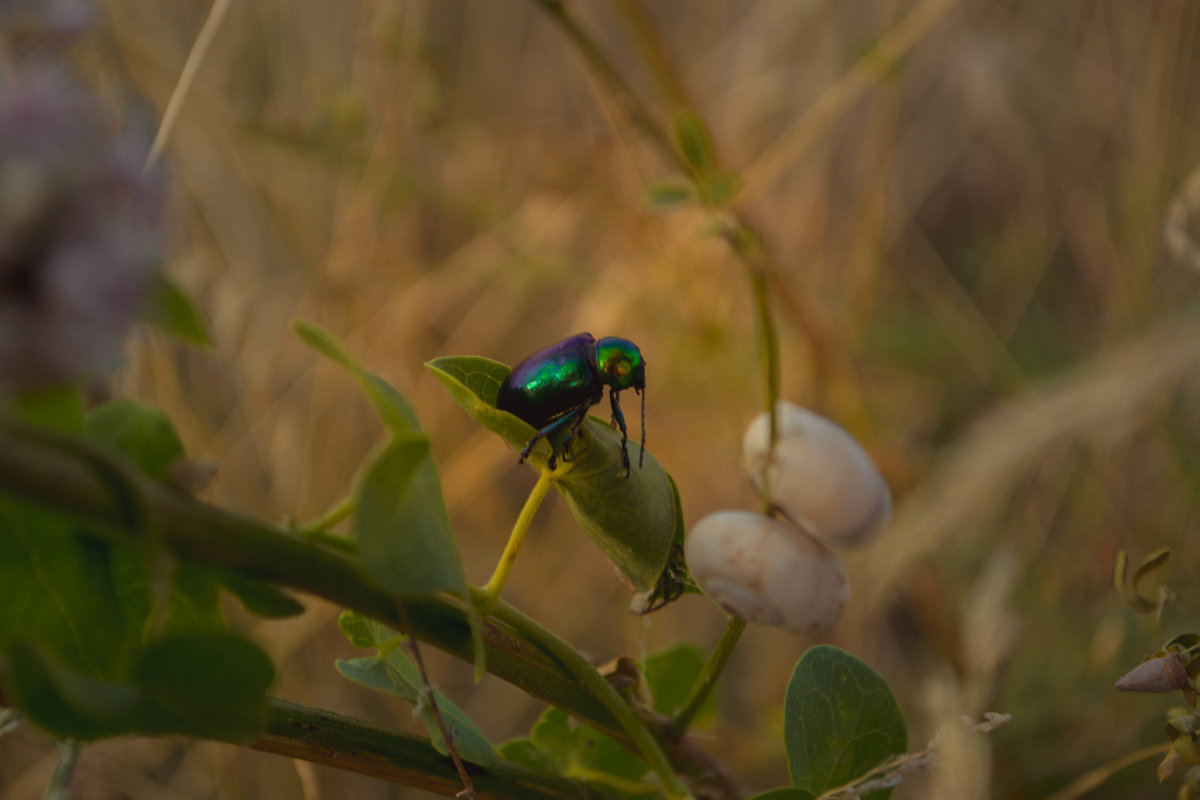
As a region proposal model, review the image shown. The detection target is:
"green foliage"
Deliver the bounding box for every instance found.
[428,355,676,593]
[673,110,714,172]
[85,399,184,480]
[5,633,273,741]
[354,434,469,597]
[297,322,482,672]
[11,388,85,432]
[644,179,696,211]
[783,646,907,800]
[293,320,420,433]
[500,708,651,795]
[218,571,305,618]
[138,273,212,347]
[0,398,278,742]
[336,611,497,766]
[643,644,712,720]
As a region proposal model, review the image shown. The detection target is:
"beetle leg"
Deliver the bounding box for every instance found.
[519,407,588,470]
[609,388,631,477]
[561,401,597,463]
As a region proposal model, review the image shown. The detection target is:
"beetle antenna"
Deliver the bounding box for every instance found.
[638,387,645,468]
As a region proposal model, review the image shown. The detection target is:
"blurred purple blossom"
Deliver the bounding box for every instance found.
[0,0,96,44]
[0,66,163,394]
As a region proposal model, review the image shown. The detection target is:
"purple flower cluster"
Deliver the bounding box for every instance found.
[0,66,162,394]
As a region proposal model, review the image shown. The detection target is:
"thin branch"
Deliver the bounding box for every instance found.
[394,601,478,800]
[252,697,621,800]
[145,0,234,170]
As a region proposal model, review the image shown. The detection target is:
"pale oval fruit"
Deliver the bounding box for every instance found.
[743,402,891,549]
[685,510,849,634]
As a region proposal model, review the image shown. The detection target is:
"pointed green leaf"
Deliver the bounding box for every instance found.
[674,110,714,171]
[219,572,305,618]
[139,272,212,346]
[644,179,696,212]
[427,355,674,593]
[784,646,907,800]
[354,435,470,598]
[85,400,184,480]
[337,654,498,766]
[294,319,419,433]
[425,356,539,453]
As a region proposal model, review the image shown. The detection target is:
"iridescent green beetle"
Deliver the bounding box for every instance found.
[497,332,646,476]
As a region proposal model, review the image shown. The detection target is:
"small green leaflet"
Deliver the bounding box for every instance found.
[138,272,211,347]
[335,611,497,766]
[499,707,651,795]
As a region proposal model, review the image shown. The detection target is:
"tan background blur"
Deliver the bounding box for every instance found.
[4,0,1200,797]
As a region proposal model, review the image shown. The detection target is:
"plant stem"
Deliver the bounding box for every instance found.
[394,601,478,800]
[531,0,783,739]
[295,493,356,536]
[483,592,695,800]
[670,617,746,739]
[0,425,727,793]
[255,697,625,800]
[484,468,552,606]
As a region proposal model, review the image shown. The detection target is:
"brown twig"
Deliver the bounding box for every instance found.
[393,600,478,800]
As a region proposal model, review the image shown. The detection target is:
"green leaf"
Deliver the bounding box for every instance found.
[354,435,470,598]
[219,572,305,618]
[85,400,184,480]
[553,423,675,592]
[644,644,711,720]
[84,401,226,637]
[11,388,85,432]
[425,356,537,454]
[427,355,675,593]
[337,609,394,650]
[131,633,273,740]
[674,110,714,172]
[337,654,498,766]
[644,179,696,212]
[139,272,211,346]
[0,501,131,678]
[502,707,648,790]
[784,646,907,800]
[293,319,419,433]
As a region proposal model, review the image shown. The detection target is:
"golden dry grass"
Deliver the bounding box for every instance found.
[4,0,1200,797]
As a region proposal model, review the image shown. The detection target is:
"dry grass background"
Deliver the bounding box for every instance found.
[3,0,1200,797]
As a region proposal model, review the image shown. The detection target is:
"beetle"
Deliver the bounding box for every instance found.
[496,332,646,476]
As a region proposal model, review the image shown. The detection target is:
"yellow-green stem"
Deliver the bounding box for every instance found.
[484,468,553,605]
[670,617,746,738]
[296,494,356,537]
